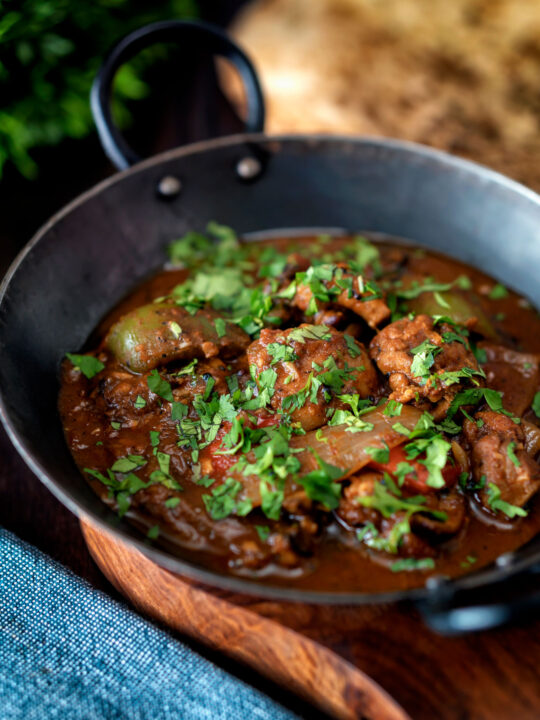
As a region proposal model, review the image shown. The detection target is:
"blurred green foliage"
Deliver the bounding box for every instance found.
[0,0,198,179]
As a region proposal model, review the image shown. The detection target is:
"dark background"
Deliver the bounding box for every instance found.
[0,2,328,716]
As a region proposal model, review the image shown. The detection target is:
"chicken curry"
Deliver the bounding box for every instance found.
[59,226,540,592]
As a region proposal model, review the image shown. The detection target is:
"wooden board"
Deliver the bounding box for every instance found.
[81,519,540,720]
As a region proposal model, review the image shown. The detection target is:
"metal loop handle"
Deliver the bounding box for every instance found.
[91,19,265,171]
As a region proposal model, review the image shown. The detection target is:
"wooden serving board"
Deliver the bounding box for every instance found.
[81,519,540,720]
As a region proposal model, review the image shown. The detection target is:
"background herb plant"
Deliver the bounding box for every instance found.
[0,0,198,179]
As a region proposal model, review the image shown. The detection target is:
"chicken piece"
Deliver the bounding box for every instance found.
[479,343,540,417]
[411,488,467,536]
[337,472,381,527]
[337,472,436,557]
[463,410,540,511]
[247,324,378,431]
[369,314,481,408]
[292,262,391,328]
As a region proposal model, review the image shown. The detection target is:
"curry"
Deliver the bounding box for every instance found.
[58,226,540,592]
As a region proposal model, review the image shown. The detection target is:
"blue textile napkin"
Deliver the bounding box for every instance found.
[0,528,298,720]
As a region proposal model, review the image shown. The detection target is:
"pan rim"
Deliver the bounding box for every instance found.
[1,132,540,605]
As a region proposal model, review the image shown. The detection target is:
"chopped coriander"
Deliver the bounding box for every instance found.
[298,454,344,510]
[507,441,520,468]
[134,395,147,409]
[383,400,402,417]
[165,497,181,509]
[111,455,147,473]
[471,344,487,364]
[532,392,540,419]
[147,369,174,402]
[390,557,435,572]
[96,441,103,447]
[111,421,121,430]
[288,325,332,343]
[397,280,452,300]
[203,478,252,520]
[175,359,198,376]
[267,342,297,365]
[315,428,329,443]
[203,376,216,401]
[195,474,215,488]
[169,321,182,338]
[214,317,227,338]
[489,283,509,300]
[147,525,160,540]
[365,443,390,464]
[255,525,271,542]
[259,478,284,520]
[410,340,441,380]
[356,519,411,554]
[344,334,362,358]
[486,483,527,518]
[66,353,104,379]
[433,291,450,309]
[455,275,472,290]
[358,479,447,521]
[171,401,188,421]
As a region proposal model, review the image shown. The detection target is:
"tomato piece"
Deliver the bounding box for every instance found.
[368,445,460,493]
[199,413,279,481]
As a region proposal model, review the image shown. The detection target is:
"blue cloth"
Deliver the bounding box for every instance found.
[0,528,298,720]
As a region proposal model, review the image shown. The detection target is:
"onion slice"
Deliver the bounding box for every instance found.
[233,404,423,506]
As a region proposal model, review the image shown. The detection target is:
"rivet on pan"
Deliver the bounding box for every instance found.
[236,156,262,181]
[157,175,182,199]
[496,552,514,568]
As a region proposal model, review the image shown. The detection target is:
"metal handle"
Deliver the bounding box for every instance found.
[91,19,265,171]
[418,562,540,635]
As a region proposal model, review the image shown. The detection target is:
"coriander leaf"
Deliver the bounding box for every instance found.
[298,454,344,510]
[255,525,271,542]
[288,325,332,344]
[147,525,160,540]
[111,455,147,473]
[489,283,509,300]
[214,317,227,338]
[203,478,246,520]
[486,483,527,518]
[357,480,447,522]
[259,477,284,520]
[455,275,472,290]
[66,353,104,379]
[344,334,362,358]
[147,369,173,402]
[410,340,441,380]
[390,557,435,572]
[365,443,390,464]
[267,342,298,365]
[171,401,188,421]
[507,441,520,468]
[134,395,147,409]
[397,280,453,300]
[169,321,182,338]
[383,400,402,417]
[165,497,180,509]
[532,392,540,419]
